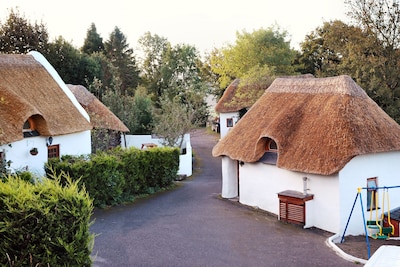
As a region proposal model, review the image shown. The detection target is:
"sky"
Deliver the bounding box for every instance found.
[0,0,348,55]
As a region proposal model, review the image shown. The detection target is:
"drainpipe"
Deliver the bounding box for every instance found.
[303,177,309,195]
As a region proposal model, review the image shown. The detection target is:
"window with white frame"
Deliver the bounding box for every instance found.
[226,118,234,127]
[367,177,378,211]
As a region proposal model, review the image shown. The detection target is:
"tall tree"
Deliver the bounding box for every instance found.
[346,0,400,49]
[45,36,102,86]
[0,8,48,54]
[161,44,203,94]
[137,32,209,126]
[209,26,296,91]
[296,19,400,122]
[82,23,104,54]
[46,36,81,83]
[137,32,169,98]
[346,0,400,110]
[104,27,140,95]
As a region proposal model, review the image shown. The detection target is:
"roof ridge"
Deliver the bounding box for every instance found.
[268,75,368,98]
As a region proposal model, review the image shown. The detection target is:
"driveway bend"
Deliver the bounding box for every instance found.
[91,129,356,267]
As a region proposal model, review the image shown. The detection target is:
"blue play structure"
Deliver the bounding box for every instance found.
[340,185,400,259]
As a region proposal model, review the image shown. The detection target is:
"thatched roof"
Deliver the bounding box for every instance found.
[0,53,92,144]
[212,75,400,175]
[68,84,129,132]
[215,78,267,113]
[215,75,313,113]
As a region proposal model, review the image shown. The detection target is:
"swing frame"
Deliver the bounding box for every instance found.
[341,185,400,259]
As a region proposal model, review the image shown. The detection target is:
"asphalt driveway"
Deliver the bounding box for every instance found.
[90,129,356,267]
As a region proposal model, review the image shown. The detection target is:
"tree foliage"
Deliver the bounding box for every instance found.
[102,86,154,134]
[0,8,48,54]
[104,27,140,95]
[346,0,400,49]
[138,32,210,135]
[138,33,208,100]
[208,26,296,91]
[153,92,203,148]
[295,17,400,122]
[45,36,102,86]
[81,23,104,54]
[138,32,169,98]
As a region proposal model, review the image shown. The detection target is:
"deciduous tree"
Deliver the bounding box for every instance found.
[295,17,400,122]
[208,26,296,92]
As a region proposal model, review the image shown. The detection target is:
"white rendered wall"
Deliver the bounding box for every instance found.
[0,130,91,177]
[237,151,400,236]
[221,156,238,198]
[219,112,239,138]
[179,140,192,177]
[239,162,341,233]
[338,151,400,236]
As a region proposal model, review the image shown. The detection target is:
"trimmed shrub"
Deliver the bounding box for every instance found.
[0,173,94,266]
[120,147,180,195]
[46,146,180,207]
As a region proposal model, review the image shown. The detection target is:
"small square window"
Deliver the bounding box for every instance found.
[226,118,234,127]
[367,177,378,211]
[48,145,60,159]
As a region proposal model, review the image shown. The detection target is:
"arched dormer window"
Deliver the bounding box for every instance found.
[23,117,40,137]
[258,138,278,165]
[267,139,278,151]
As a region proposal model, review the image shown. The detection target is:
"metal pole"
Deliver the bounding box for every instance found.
[340,191,359,243]
[359,188,371,259]
[362,185,400,190]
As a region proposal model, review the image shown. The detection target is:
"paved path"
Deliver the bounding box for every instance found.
[91,129,356,266]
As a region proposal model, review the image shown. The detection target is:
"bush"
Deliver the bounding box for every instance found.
[0,173,94,266]
[46,146,180,207]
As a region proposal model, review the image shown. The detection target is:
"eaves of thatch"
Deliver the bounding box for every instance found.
[68,84,129,133]
[212,75,400,175]
[0,54,92,144]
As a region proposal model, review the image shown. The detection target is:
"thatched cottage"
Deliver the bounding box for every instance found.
[215,78,271,137]
[212,75,400,236]
[0,52,92,175]
[68,84,129,152]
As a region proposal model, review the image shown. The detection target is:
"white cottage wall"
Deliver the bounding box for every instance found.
[56,131,92,157]
[338,151,400,236]
[221,156,238,198]
[0,130,91,177]
[1,137,48,176]
[239,162,342,234]
[219,112,239,138]
[305,173,341,233]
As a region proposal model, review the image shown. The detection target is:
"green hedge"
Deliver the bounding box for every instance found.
[0,174,94,266]
[46,146,180,208]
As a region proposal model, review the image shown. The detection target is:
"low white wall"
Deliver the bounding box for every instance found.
[0,130,91,176]
[123,134,192,177]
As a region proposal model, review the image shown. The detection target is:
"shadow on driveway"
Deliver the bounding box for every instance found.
[91,128,357,267]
